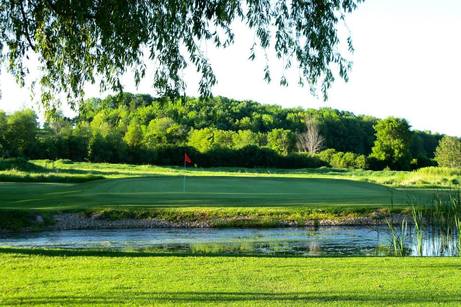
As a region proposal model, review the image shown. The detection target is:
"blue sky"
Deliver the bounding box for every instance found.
[0,0,460,136]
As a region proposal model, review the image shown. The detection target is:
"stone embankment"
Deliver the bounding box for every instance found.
[0,211,410,233]
[53,213,211,229]
[50,212,406,231]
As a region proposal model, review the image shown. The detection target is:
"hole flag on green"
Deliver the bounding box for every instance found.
[183,153,192,192]
[184,153,192,164]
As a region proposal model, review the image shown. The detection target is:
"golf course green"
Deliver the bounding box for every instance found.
[0,175,436,210]
[1,161,460,305]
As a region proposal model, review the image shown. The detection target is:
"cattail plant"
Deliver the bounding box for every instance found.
[412,206,424,256]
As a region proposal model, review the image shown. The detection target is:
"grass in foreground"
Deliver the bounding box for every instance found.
[1,248,460,306]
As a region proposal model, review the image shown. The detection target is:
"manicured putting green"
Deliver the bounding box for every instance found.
[0,176,435,210]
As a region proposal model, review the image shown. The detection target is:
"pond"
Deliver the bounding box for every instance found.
[0,226,459,257]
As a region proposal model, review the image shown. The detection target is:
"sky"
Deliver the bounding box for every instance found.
[0,0,460,136]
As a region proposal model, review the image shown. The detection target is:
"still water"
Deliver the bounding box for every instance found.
[0,226,459,256]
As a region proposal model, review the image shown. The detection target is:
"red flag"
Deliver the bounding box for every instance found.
[184,153,192,164]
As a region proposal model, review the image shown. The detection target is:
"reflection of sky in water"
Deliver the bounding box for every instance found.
[0,226,458,257]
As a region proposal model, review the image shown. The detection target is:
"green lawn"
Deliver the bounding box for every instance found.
[1,160,458,228]
[0,175,439,210]
[1,162,459,305]
[1,249,460,306]
[1,159,460,188]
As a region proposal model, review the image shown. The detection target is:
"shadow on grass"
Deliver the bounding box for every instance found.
[4,247,461,261]
[2,291,461,305]
[0,247,317,258]
[0,159,48,172]
[0,247,395,259]
[169,165,350,174]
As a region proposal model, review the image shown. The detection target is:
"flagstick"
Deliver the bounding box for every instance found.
[183,156,186,193]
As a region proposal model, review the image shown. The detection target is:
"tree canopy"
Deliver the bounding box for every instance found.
[435,136,461,168]
[370,117,413,170]
[1,0,362,108]
[0,94,446,170]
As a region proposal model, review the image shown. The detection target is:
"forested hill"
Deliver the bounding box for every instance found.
[0,93,450,170]
[78,93,441,157]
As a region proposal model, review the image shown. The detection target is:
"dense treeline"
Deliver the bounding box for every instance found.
[0,93,454,170]
[77,95,377,155]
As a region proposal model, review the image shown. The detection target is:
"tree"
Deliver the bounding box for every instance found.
[188,128,215,153]
[310,108,376,154]
[370,117,413,170]
[71,123,92,161]
[124,120,144,149]
[0,111,7,156]
[1,0,362,108]
[37,112,75,159]
[435,136,461,167]
[144,117,185,148]
[233,130,265,149]
[267,128,295,155]
[88,133,111,162]
[211,130,235,149]
[296,117,324,154]
[5,109,38,157]
[88,130,126,163]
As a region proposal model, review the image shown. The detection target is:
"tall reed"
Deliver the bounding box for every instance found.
[412,206,424,256]
[455,216,461,256]
[386,217,408,256]
[387,189,460,257]
[423,190,460,256]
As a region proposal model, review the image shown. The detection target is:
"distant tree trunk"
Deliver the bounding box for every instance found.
[297,117,325,154]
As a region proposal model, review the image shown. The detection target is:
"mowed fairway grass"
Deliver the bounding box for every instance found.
[0,175,437,210]
[1,249,461,306]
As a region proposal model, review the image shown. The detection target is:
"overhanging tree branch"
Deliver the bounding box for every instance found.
[0,0,363,110]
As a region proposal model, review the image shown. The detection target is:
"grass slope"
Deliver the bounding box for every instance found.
[1,249,461,306]
[1,159,460,188]
[0,175,437,210]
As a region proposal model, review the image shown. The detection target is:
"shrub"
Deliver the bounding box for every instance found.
[317,149,337,163]
[267,129,296,155]
[366,156,387,171]
[435,136,461,168]
[316,149,367,169]
[354,154,368,169]
[409,157,437,170]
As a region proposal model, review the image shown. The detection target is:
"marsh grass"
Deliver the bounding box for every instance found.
[395,189,461,256]
[456,217,461,255]
[427,191,460,233]
[412,206,424,256]
[386,217,409,256]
